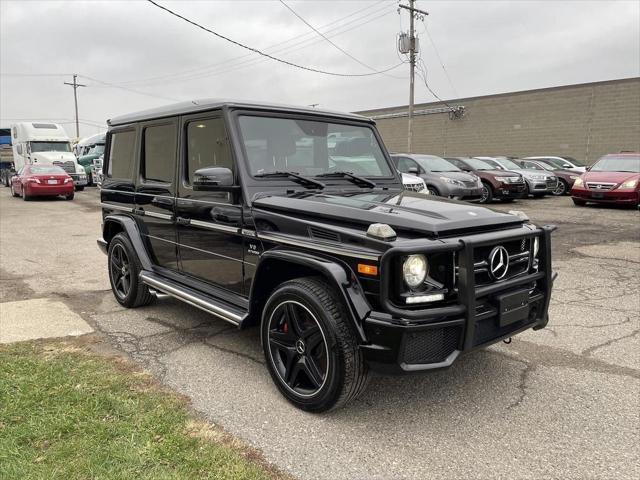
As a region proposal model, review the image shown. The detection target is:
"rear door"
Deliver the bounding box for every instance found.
[135,119,179,270]
[175,113,244,294]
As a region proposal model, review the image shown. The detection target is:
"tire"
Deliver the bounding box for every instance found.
[107,233,154,308]
[87,173,93,186]
[10,184,19,197]
[427,186,440,196]
[501,198,515,203]
[75,186,85,192]
[532,193,545,198]
[553,179,568,196]
[65,193,74,200]
[261,277,369,412]
[22,187,30,201]
[479,181,493,204]
[572,198,587,206]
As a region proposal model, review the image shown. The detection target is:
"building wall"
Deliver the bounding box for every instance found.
[357,77,640,164]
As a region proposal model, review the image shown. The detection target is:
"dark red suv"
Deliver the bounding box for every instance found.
[445,157,526,203]
[571,153,640,207]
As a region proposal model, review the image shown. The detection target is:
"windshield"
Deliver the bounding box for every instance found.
[414,155,461,172]
[30,141,71,153]
[89,144,105,155]
[561,156,585,166]
[591,155,640,173]
[237,115,393,178]
[465,158,497,170]
[495,158,522,170]
[28,165,66,174]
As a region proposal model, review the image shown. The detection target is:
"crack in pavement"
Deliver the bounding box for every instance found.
[582,328,640,357]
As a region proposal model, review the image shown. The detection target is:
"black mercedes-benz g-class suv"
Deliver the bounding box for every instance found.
[98,100,555,412]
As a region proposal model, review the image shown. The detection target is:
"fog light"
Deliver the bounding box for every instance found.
[406,293,444,304]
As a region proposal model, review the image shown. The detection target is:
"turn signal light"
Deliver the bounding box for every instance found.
[358,264,378,276]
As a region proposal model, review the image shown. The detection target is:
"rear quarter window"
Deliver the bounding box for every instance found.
[108,130,136,179]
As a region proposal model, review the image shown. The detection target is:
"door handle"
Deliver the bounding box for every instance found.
[176,217,191,226]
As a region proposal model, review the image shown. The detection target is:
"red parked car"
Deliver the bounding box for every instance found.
[10,164,75,201]
[571,153,640,207]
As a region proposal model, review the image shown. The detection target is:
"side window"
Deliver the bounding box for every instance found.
[142,123,177,183]
[396,157,418,174]
[107,129,136,178]
[186,117,233,185]
[525,161,541,170]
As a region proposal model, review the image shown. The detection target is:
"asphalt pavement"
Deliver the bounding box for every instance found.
[0,188,638,480]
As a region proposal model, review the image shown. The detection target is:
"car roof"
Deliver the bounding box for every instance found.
[108,99,371,126]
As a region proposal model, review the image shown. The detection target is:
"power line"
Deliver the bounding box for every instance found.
[113,0,391,87]
[278,0,384,73]
[78,74,180,102]
[1,73,73,77]
[145,0,403,78]
[422,22,458,98]
[416,58,456,112]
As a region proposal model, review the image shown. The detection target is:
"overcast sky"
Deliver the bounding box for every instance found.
[1,0,639,138]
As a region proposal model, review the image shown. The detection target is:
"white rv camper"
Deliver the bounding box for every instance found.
[10,122,88,189]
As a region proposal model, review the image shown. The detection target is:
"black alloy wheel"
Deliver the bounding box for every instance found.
[267,300,328,397]
[261,277,369,412]
[109,244,132,300]
[553,179,568,196]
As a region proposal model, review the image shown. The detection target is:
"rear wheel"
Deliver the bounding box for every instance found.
[10,183,18,197]
[22,186,30,201]
[65,193,74,200]
[108,233,154,308]
[479,181,493,203]
[572,198,587,206]
[553,179,568,196]
[261,277,369,412]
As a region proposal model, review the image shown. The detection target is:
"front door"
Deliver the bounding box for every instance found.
[176,114,244,294]
[135,120,179,270]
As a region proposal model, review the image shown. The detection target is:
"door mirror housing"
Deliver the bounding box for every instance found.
[16,144,22,155]
[193,167,237,191]
[408,166,420,174]
[585,165,592,171]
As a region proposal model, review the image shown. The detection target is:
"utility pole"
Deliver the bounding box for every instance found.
[399,1,428,153]
[64,74,86,139]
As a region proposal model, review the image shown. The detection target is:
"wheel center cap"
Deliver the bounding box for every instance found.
[295,339,306,355]
[121,266,127,275]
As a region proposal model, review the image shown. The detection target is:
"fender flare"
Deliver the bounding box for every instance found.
[102,214,153,271]
[250,249,372,342]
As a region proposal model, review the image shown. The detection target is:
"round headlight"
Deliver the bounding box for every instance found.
[403,254,428,288]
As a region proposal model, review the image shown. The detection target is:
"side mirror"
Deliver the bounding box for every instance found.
[193,167,237,191]
[408,166,420,174]
[585,166,592,171]
[16,144,22,155]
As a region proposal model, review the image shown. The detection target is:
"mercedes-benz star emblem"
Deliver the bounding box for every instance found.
[488,246,509,280]
[295,339,306,355]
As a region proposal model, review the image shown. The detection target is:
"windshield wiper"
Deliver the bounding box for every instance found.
[316,171,376,188]
[254,171,325,189]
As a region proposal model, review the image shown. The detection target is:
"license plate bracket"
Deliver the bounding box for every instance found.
[47,179,57,184]
[494,288,530,327]
[592,192,604,199]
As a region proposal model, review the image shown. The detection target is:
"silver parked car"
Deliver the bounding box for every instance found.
[475,157,558,197]
[392,153,483,200]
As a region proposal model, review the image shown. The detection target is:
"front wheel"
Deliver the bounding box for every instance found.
[572,198,587,206]
[553,179,568,196]
[261,277,369,412]
[427,186,440,196]
[75,185,85,192]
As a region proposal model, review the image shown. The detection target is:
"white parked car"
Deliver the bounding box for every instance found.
[400,172,429,194]
[522,156,587,173]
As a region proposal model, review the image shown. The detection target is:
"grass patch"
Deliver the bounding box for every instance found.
[0,340,284,480]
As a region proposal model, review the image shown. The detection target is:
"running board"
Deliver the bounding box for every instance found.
[139,271,246,326]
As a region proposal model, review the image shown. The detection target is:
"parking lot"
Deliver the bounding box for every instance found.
[0,188,638,480]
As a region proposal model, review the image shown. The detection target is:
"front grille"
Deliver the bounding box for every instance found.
[472,237,531,286]
[586,182,616,191]
[402,326,460,364]
[462,180,478,188]
[403,182,423,192]
[53,160,75,174]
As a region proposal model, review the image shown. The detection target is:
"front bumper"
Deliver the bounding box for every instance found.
[70,173,88,186]
[443,184,484,200]
[360,225,556,373]
[495,182,526,198]
[571,187,639,205]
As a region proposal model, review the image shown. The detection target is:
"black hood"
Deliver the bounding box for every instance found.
[253,190,523,237]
